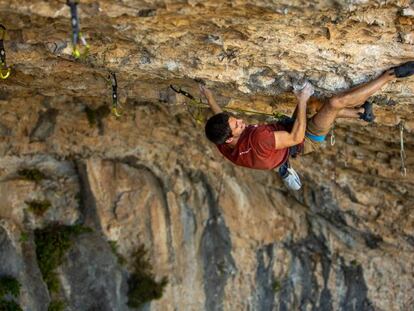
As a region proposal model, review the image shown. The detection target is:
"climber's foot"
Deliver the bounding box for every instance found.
[358,101,375,122]
[393,61,414,78]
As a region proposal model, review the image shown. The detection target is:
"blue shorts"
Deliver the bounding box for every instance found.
[305,131,326,142]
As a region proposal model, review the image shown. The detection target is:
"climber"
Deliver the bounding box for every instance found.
[201,62,414,190]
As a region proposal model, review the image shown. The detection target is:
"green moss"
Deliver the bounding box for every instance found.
[0,276,21,298]
[108,241,126,266]
[0,299,23,311]
[18,169,46,183]
[19,232,29,243]
[272,279,281,293]
[85,106,110,127]
[48,300,65,311]
[25,200,51,216]
[127,244,168,308]
[0,276,22,311]
[34,224,93,294]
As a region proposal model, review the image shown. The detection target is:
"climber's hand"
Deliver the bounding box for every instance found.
[294,82,314,103]
[199,84,213,99]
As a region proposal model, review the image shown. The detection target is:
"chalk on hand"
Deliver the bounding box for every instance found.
[292,79,314,96]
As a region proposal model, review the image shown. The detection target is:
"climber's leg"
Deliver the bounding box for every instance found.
[337,107,364,118]
[311,69,395,131]
[307,98,363,119]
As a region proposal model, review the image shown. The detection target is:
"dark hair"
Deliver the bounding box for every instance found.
[205,112,232,144]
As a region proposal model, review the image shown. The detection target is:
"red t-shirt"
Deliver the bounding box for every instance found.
[216,123,292,170]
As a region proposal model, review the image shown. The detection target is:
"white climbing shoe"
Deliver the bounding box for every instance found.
[278,162,302,191]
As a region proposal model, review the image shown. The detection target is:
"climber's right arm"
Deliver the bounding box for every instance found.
[199,85,222,115]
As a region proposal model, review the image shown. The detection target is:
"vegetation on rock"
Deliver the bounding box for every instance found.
[127,244,168,308]
[25,200,51,216]
[19,232,29,243]
[17,169,46,182]
[0,299,23,311]
[85,105,110,127]
[108,240,126,266]
[350,259,359,267]
[0,276,21,298]
[34,224,92,294]
[0,276,22,311]
[48,300,65,311]
[272,279,281,293]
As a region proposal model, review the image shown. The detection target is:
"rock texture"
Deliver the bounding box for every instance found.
[0,1,413,311]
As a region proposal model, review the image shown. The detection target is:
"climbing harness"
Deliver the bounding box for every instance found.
[399,121,407,177]
[67,0,90,59]
[330,123,336,146]
[169,85,288,121]
[109,72,121,117]
[0,24,11,79]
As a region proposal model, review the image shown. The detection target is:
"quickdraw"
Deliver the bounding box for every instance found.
[169,85,288,121]
[109,72,121,117]
[170,85,204,123]
[399,121,407,177]
[0,24,11,79]
[67,0,90,59]
[170,85,195,100]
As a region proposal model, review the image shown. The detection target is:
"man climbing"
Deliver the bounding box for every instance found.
[201,62,414,190]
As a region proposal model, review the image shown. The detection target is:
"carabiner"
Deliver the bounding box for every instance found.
[0,24,11,79]
[0,67,10,79]
[330,125,335,146]
[111,106,121,118]
[72,33,90,59]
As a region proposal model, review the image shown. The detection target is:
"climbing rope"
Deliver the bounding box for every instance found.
[0,24,11,79]
[67,0,90,59]
[109,72,121,117]
[399,121,407,177]
[169,85,288,121]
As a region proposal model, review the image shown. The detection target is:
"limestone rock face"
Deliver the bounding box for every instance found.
[0,1,413,311]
